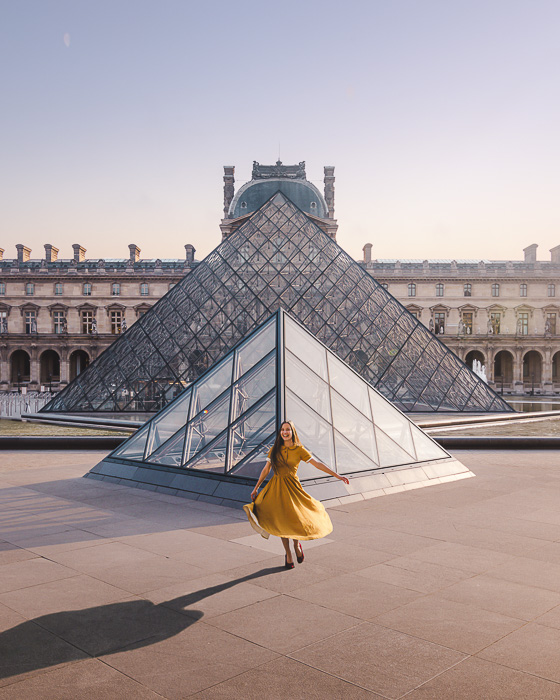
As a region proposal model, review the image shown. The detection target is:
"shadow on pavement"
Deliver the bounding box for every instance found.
[0,567,281,680]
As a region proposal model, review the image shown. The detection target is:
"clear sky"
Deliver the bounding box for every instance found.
[1,0,559,264]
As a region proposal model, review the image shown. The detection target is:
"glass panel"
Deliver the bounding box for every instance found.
[375,427,418,468]
[230,394,276,468]
[285,351,331,421]
[410,424,449,461]
[334,430,378,475]
[229,439,275,478]
[112,424,149,461]
[284,315,328,380]
[231,354,275,421]
[147,426,186,467]
[145,388,192,457]
[330,391,377,463]
[186,431,228,473]
[327,353,371,419]
[185,391,231,462]
[234,318,275,380]
[188,355,233,419]
[368,387,415,459]
[286,389,335,481]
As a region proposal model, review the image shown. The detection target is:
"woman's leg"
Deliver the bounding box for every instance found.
[293,539,303,561]
[281,537,293,564]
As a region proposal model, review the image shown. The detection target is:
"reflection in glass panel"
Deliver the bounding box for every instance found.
[328,353,371,418]
[185,391,230,462]
[148,426,186,467]
[284,316,328,380]
[145,388,192,457]
[410,424,449,461]
[331,391,377,463]
[368,387,415,459]
[375,427,416,468]
[230,439,275,478]
[231,354,275,421]
[112,424,149,461]
[234,318,275,380]
[189,356,233,419]
[230,394,276,467]
[286,389,335,481]
[334,430,378,474]
[285,351,331,421]
[186,431,228,473]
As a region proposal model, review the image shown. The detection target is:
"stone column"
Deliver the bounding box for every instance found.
[223,166,235,217]
[324,166,335,219]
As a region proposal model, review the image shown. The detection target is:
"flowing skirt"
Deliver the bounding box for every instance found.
[243,473,333,540]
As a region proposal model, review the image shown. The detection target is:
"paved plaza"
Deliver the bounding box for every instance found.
[2,450,560,698]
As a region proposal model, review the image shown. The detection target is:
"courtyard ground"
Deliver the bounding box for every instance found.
[1,449,560,698]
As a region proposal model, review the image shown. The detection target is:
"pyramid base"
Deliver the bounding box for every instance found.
[84,456,474,510]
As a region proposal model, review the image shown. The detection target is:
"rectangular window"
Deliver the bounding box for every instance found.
[53,311,66,334]
[25,311,36,334]
[0,310,7,333]
[462,312,473,334]
[520,283,527,297]
[110,310,122,334]
[518,312,529,335]
[491,284,500,297]
[83,283,92,296]
[463,284,472,297]
[112,283,120,296]
[548,284,556,298]
[0,282,5,296]
[490,312,501,335]
[54,283,63,296]
[435,284,444,297]
[81,311,94,334]
[140,283,149,296]
[434,312,445,334]
[546,312,557,335]
[25,283,34,296]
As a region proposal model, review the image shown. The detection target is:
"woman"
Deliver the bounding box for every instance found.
[243,421,350,569]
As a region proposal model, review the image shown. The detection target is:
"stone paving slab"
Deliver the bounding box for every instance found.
[1,449,560,697]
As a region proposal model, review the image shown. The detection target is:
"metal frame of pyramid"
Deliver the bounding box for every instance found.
[86,309,474,508]
[44,192,512,414]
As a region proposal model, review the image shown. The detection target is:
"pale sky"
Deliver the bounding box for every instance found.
[1,0,559,264]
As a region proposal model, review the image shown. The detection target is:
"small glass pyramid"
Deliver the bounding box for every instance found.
[44,192,511,414]
[107,309,453,483]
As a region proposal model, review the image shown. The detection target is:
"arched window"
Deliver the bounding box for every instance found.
[491,283,500,297]
[435,283,444,297]
[548,283,556,298]
[463,283,472,297]
[407,283,416,297]
[140,283,149,296]
[54,283,63,296]
[111,283,120,296]
[520,283,527,297]
[82,282,92,296]
[25,283,34,296]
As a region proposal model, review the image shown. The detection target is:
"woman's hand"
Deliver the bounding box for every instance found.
[251,488,258,501]
[339,476,350,485]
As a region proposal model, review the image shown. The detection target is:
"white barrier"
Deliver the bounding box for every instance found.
[0,392,54,418]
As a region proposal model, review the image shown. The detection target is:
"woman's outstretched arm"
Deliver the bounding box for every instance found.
[308,458,349,485]
[251,461,272,501]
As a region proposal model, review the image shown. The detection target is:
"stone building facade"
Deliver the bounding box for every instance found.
[0,243,197,392]
[361,243,560,395]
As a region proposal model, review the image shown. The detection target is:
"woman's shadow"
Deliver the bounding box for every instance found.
[0,566,282,680]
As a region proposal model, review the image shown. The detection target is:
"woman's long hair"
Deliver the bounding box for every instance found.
[269,420,302,472]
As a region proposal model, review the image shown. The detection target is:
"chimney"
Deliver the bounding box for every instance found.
[324,166,335,219]
[184,244,196,263]
[550,245,560,264]
[0,249,4,261]
[363,243,372,264]
[523,244,538,263]
[72,244,86,262]
[223,166,235,217]
[128,244,141,262]
[44,244,59,263]
[16,244,31,263]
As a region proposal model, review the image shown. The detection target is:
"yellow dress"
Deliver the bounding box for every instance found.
[243,444,333,540]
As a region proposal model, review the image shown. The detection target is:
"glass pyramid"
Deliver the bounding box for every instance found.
[43,192,511,414]
[105,309,453,484]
